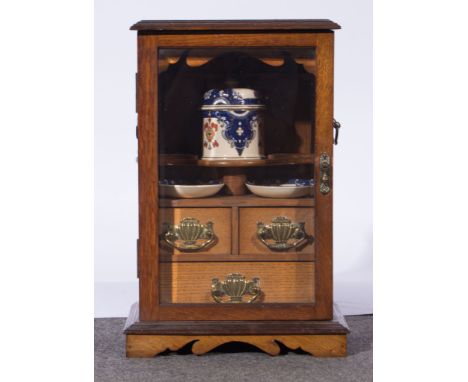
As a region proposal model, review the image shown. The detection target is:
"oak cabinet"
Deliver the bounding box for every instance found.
[124,19,349,357]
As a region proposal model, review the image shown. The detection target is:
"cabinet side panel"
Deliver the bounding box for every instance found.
[314,32,334,319]
[137,34,160,320]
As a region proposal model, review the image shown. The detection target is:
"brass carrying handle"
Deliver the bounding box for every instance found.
[257,216,312,251]
[161,217,215,252]
[211,273,261,303]
[333,119,341,145]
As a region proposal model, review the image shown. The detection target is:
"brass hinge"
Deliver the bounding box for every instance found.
[135,72,138,113]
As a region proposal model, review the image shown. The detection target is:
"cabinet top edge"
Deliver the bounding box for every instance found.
[130,19,341,32]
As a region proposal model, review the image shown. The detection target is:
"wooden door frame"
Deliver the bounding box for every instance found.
[136,31,334,320]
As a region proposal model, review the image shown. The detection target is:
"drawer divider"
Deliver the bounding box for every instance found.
[231,206,239,256]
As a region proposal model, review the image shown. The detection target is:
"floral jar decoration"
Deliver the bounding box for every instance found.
[201,88,265,160]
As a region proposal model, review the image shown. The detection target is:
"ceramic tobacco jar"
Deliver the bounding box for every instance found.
[201,88,265,160]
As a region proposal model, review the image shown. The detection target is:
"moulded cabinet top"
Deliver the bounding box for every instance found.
[130,19,341,32]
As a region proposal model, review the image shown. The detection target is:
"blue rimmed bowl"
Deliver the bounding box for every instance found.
[245,179,314,198]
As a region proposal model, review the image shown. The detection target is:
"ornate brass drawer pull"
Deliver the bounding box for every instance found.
[257,216,311,251]
[319,152,331,195]
[211,273,261,303]
[161,217,215,252]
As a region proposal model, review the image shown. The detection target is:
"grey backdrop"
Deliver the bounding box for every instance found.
[94,0,372,317]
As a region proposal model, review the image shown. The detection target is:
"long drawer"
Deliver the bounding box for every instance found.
[160,262,315,304]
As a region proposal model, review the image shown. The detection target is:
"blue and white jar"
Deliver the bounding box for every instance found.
[201,88,265,160]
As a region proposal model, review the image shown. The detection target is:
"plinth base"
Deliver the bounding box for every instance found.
[124,303,349,357]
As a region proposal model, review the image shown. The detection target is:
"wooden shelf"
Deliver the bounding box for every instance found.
[159,154,314,167]
[159,194,314,208]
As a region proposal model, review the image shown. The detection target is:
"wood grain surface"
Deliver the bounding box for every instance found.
[160,253,314,263]
[159,195,314,208]
[160,262,314,303]
[159,154,314,167]
[130,19,341,31]
[159,208,231,256]
[312,32,334,319]
[153,33,329,48]
[194,156,314,167]
[239,207,315,256]
[137,35,159,320]
[222,168,247,195]
[126,334,346,357]
[124,302,350,335]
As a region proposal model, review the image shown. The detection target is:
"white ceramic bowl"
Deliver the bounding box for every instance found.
[159,183,224,199]
[246,182,313,199]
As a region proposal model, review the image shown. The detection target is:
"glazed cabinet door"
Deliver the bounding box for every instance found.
[137,31,334,320]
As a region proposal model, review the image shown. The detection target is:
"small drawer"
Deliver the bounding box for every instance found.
[159,208,231,256]
[160,262,315,304]
[239,207,315,256]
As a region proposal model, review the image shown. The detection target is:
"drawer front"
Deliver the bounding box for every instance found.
[160,262,314,303]
[159,208,231,256]
[239,207,315,255]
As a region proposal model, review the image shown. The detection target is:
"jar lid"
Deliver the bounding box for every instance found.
[201,88,265,110]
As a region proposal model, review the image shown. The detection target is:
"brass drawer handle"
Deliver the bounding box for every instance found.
[161,217,215,252]
[211,273,261,303]
[257,216,312,251]
[319,152,331,195]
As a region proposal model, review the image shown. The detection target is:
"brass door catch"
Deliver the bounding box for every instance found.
[161,217,215,252]
[319,153,331,195]
[211,273,261,303]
